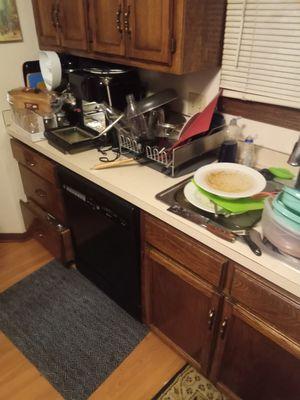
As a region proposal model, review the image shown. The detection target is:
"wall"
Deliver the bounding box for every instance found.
[0,0,39,233]
[140,69,300,157]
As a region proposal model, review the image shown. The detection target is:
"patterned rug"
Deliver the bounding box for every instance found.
[0,260,148,400]
[153,365,226,400]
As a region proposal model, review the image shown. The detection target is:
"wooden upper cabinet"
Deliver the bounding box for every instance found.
[210,300,300,400]
[89,0,125,56]
[143,246,221,373]
[32,0,60,47]
[32,0,226,74]
[59,0,88,50]
[126,0,173,64]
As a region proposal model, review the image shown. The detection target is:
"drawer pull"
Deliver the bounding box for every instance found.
[35,188,47,198]
[220,318,228,339]
[208,308,215,330]
[26,159,36,167]
[37,232,44,238]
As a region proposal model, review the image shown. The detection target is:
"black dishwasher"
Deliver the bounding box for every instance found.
[57,166,141,320]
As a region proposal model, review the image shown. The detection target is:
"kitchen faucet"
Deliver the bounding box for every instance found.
[288,136,300,189]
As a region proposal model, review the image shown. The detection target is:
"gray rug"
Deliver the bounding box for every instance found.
[0,260,148,400]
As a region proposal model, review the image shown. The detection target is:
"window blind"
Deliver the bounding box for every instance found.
[220,0,300,109]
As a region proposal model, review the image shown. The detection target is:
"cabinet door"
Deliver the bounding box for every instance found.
[89,0,126,56]
[32,0,60,47]
[143,246,221,374]
[59,0,88,50]
[210,300,300,400]
[126,0,173,64]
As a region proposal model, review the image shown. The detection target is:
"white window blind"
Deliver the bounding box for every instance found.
[220,0,300,109]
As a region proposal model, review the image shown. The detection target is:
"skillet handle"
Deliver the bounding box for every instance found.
[242,234,262,256]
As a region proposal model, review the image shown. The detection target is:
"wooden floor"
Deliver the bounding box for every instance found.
[0,239,185,400]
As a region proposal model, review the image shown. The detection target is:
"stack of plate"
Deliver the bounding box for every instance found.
[184,163,267,215]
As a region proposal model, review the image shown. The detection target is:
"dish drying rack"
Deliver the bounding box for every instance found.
[117,126,226,177]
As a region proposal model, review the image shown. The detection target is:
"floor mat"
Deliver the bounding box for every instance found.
[153,365,226,400]
[0,260,148,400]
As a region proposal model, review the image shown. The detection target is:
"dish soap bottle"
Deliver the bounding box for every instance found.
[239,135,256,168]
[218,118,241,163]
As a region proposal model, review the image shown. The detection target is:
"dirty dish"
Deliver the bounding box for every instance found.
[184,181,219,214]
[194,163,266,199]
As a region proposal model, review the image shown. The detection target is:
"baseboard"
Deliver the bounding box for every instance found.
[0,231,31,243]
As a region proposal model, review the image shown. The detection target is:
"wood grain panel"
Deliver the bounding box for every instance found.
[210,301,300,400]
[32,0,60,47]
[89,0,125,56]
[126,0,173,64]
[20,201,73,264]
[143,246,221,374]
[59,0,88,50]
[90,332,185,400]
[219,96,300,132]
[0,240,53,293]
[0,333,62,400]
[19,165,65,224]
[11,139,58,185]
[143,213,228,288]
[227,264,300,344]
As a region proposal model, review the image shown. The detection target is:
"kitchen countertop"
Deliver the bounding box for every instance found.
[8,124,300,298]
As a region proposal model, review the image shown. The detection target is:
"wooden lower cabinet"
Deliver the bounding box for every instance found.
[143,245,221,374]
[210,300,300,400]
[142,213,300,400]
[20,200,74,265]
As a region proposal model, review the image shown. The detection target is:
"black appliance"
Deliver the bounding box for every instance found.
[68,67,143,112]
[58,166,141,320]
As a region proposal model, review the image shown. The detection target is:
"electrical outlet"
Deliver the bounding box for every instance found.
[187,91,203,115]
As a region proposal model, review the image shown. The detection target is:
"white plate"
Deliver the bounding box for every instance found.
[184,181,216,213]
[193,162,266,199]
[39,51,62,91]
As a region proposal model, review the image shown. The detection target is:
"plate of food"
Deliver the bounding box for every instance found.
[193,163,266,199]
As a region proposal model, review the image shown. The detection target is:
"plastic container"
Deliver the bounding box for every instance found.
[273,194,300,231]
[239,136,256,167]
[281,186,300,215]
[261,197,300,258]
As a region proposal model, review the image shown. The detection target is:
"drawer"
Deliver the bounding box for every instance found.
[143,213,228,288]
[20,200,74,264]
[227,263,300,344]
[11,139,57,185]
[19,164,66,224]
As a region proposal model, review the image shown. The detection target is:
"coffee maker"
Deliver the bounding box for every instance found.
[43,55,144,153]
[66,66,143,133]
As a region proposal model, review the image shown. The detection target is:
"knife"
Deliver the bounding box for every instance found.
[168,204,236,243]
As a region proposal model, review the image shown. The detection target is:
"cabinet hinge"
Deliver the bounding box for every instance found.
[170,37,176,54]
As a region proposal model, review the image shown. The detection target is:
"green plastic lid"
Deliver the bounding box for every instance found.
[268,167,295,180]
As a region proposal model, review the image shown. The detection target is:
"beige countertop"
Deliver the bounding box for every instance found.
[8,125,300,298]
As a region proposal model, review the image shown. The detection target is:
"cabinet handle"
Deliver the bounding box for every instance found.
[208,308,215,330]
[116,5,123,34]
[220,318,228,339]
[124,5,131,35]
[35,188,47,198]
[37,232,44,238]
[25,159,36,167]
